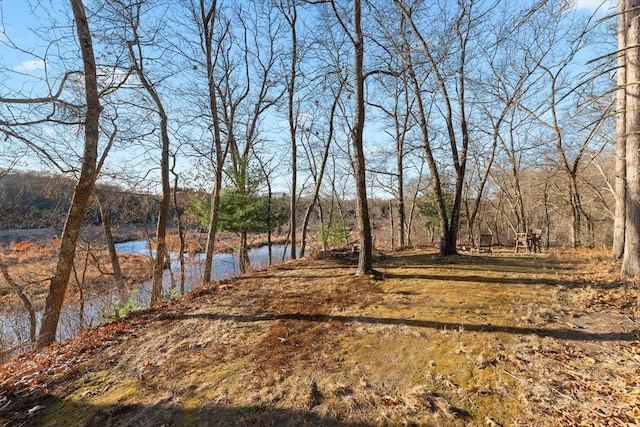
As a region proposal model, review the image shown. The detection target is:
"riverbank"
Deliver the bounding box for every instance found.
[0,226,295,254]
[0,228,300,358]
[0,225,147,247]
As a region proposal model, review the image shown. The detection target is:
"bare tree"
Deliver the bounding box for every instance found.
[613,0,627,259]
[96,0,174,305]
[37,0,101,348]
[0,256,36,348]
[325,0,373,274]
[95,191,127,304]
[275,0,301,260]
[215,2,286,273]
[181,0,229,283]
[394,0,479,256]
[622,0,640,276]
[298,82,343,256]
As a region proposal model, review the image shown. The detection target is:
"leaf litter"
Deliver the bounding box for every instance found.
[0,248,638,426]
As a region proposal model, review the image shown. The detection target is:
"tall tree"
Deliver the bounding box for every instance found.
[37,0,101,348]
[328,0,373,274]
[101,0,173,305]
[215,2,285,273]
[394,0,477,256]
[622,0,640,276]
[276,0,300,260]
[613,0,627,259]
[298,83,342,257]
[187,0,228,283]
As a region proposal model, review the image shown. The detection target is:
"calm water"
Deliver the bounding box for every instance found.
[1,241,295,351]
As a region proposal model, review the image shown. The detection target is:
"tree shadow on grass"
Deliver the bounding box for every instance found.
[380,271,570,288]
[157,311,639,342]
[381,253,573,271]
[6,398,376,427]
[376,253,627,291]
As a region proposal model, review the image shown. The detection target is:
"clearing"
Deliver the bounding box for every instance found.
[0,248,638,426]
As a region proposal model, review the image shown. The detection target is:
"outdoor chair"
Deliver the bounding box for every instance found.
[515,232,530,253]
[531,229,543,253]
[477,233,493,253]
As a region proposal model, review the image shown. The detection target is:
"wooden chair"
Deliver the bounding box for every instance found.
[515,232,529,253]
[477,233,493,253]
[531,229,542,253]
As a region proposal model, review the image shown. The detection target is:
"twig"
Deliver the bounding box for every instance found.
[502,368,528,385]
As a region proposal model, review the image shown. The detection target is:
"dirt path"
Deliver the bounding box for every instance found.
[0,249,638,426]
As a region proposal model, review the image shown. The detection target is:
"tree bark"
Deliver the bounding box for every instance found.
[37,0,100,348]
[150,115,171,306]
[96,192,127,304]
[172,169,186,294]
[352,0,373,275]
[198,0,225,283]
[622,0,640,276]
[613,0,627,259]
[238,230,250,274]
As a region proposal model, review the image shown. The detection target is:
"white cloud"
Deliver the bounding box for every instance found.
[572,0,615,13]
[14,59,45,73]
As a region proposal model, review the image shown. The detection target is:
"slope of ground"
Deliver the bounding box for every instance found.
[0,248,638,426]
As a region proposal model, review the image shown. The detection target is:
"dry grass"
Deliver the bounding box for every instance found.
[0,247,638,426]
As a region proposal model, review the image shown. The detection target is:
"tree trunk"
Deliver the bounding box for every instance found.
[287,1,298,261]
[389,199,395,250]
[613,0,627,259]
[200,0,225,283]
[150,117,171,306]
[96,192,127,304]
[37,0,100,348]
[266,176,273,267]
[125,25,171,306]
[396,139,406,248]
[352,0,373,275]
[622,0,640,276]
[172,170,186,294]
[238,231,250,274]
[0,255,36,347]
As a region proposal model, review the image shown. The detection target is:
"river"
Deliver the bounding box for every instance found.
[0,241,295,353]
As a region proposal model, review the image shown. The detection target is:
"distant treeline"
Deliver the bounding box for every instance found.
[0,171,161,229]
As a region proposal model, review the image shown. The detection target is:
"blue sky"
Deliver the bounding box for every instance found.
[574,0,615,12]
[0,0,621,194]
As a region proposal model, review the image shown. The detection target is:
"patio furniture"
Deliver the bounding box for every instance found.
[531,229,542,253]
[515,231,530,253]
[477,233,493,253]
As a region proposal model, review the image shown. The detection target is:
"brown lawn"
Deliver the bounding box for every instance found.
[0,248,638,426]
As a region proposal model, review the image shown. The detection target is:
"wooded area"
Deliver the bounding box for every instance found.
[0,0,631,348]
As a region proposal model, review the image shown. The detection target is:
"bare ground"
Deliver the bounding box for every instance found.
[0,248,638,426]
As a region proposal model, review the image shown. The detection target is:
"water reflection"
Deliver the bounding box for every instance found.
[1,241,295,352]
